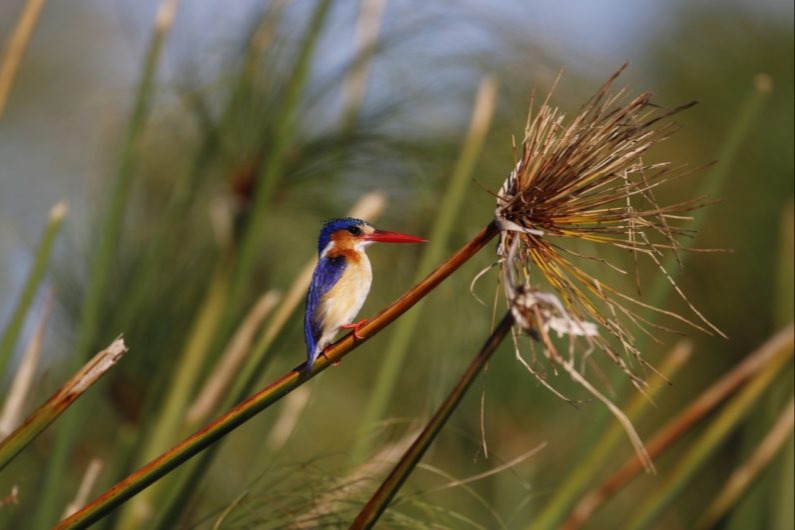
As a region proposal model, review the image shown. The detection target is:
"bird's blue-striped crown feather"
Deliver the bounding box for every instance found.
[317,217,367,256]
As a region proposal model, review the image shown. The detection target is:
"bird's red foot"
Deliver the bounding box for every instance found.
[341,319,368,340]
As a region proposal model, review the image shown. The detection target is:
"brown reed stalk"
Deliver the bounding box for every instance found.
[695,396,795,529]
[55,222,499,530]
[0,0,48,119]
[351,312,516,528]
[562,323,794,529]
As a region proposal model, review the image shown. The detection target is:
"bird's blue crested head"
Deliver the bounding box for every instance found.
[317,217,368,256]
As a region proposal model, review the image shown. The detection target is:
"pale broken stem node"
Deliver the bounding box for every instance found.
[67,337,127,395]
[0,337,128,471]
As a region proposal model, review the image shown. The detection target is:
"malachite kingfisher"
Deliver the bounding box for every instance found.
[304,217,426,372]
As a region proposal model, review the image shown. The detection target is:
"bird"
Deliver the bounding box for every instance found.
[304,217,426,372]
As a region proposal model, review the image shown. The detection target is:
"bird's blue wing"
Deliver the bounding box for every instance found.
[304,256,346,371]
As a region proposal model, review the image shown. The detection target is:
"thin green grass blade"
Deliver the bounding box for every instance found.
[55,223,499,530]
[352,76,499,465]
[0,201,66,377]
[32,2,180,527]
[625,329,794,530]
[532,73,773,530]
[110,2,288,354]
[114,258,231,529]
[351,312,515,529]
[645,73,772,308]
[227,0,332,312]
[222,0,289,132]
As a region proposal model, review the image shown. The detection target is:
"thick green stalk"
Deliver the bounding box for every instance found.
[626,332,794,530]
[353,76,498,464]
[351,312,515,529]
[56,222,500,530]
[534,74,773,530]
[0,338,127,471]
[0,202,66,376]
[33,2,179,527]
[228,0,332,311]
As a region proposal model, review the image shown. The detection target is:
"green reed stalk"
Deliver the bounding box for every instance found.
[33,2,179,527]
[227,0,332,312]
[626,330,794,530]
[352,76,498,464]
[725,195,793,530]
[533,73,773,530]
[111,2,287,345]
[562,324,794,529]
[55,222,500,530]
[0,202,66,377]
[351,312,515,529]
[694,396,794,530]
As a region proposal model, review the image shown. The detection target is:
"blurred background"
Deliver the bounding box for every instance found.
[0,0,792,528]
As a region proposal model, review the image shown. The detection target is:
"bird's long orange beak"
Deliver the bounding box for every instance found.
[364,229,427,244]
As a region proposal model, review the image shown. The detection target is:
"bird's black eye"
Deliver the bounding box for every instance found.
[347,225,362,236]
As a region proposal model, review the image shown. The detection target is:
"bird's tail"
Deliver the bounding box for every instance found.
[306,347,320,373]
